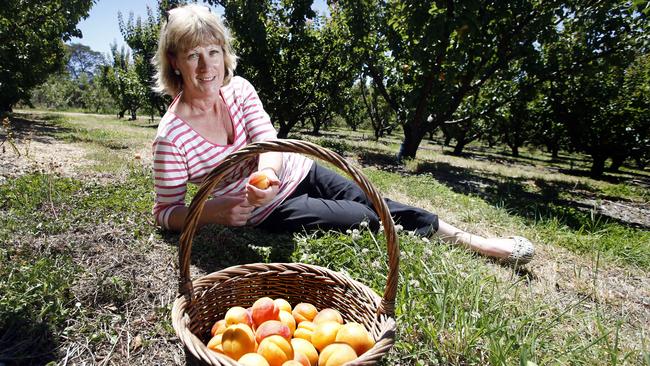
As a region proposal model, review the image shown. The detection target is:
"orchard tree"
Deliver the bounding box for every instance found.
[0,0,94,113]
[66,43,104,79]
[118,0,183,117]
[101,44,148,120]
[539,3,649,177]
[336,0,561,160]
[208,0,359,137]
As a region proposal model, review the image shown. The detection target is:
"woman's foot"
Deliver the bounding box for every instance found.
[436,221,535,264]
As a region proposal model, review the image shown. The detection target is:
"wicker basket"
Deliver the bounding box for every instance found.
[171,139,399,366]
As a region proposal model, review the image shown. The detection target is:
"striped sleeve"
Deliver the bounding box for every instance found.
[240,80,277,142]
[152,136,188,229]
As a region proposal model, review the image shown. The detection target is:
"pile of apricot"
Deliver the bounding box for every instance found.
[206,297,375,366]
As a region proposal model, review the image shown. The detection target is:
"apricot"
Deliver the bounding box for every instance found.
[249,171,270,189]
[239,353,271,366]
[278,310,296,335]
[293,321,316,342]
[335,322,376,355]
[206,333,223,353]
[292,352,310,366]
[225,306,253,328]
[290,338,319,366]
[221,324,256,360]
[292,303,318,324]
[274,298,292,313]
[311,321,342,351]
[257,335,293,366]
[252,297,280,327]
[210,319,227,337]
[281,361,305,366]
[255,320,291,343]
[313,308,343,325]
[318,343,358,366]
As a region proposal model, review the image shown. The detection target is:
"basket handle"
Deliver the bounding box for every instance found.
[178,139,399,317]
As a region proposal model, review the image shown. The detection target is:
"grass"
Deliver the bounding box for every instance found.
[1,111,649,365]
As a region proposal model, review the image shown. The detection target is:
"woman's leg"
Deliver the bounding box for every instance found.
[435,220,516,259]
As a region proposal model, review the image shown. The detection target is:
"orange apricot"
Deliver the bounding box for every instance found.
[313,308,344,325]
[249,172,270,189]
[278,310,296,335]
[210,319,227,337]
[257,335,293,366]
[252,297,280,327]
[274,298,292,313]
[255,320,291,344]
[293,321,316,342]
[221,324,256,360]
[335,322,376,355]
[206,333,223,353]
[239,353,271,366]
[318,343,358,366]
[225,306,253,328]
[290,338,319,366]
[281,361,305,366]
[311,321,342,352]
[292,303,318,324]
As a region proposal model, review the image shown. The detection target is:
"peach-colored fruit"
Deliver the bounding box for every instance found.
[292,352,310,366]
[255,320,291,343]
[211,319,227,337]
[252,297,280,327]
[206,333,223,353]
[313,308,344,325]
[249,172,270,189]
[274,298,292,313]
[293,321,316,342]
[335,322,376,355]
[279,310,296,335]
[225,306,253,327]
[257,335,293,366]
[292,303,318,324]
[290,338,318,366]
[282,361,305,366]
[311,321,342,351]
[239,353,271,366]
[221,324,256,360]
[318,343,358,366]
[297,321,316,331]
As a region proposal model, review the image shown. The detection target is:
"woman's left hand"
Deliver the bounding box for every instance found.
[246,169,280,207]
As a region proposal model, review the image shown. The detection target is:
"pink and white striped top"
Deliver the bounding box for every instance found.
[152,76,313,229]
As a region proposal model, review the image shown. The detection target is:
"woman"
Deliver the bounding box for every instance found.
[152,4,534,265]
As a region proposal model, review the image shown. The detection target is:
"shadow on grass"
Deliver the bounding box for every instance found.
[359,150,649,230]
[2,114,74,144]
[0,314,57,366]
[161,225,297,275]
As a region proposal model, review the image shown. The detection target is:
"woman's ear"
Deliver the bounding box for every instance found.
[168,52,177,71]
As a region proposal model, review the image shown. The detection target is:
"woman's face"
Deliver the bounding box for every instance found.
[172,43,225,97]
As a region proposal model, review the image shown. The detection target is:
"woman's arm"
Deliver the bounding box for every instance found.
[166,192,254,232]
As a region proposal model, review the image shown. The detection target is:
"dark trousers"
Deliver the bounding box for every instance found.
[259,163,439,236]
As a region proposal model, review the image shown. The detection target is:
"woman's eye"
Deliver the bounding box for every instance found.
[210,49,221,56]
[188,53,198,60]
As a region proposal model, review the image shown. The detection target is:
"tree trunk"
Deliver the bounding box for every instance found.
[311,120,321,136]
[590,154,607,178]
[397,125,425,161]
[609,155,625,172]
[277,122,291,138]
[551,146,559,160]
[452,140,467,155]
[511,144,519,157]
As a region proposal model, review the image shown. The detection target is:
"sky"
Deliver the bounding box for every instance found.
[70,0,329,57]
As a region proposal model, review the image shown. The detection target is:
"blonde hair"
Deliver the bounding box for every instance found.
[153,4,237,96]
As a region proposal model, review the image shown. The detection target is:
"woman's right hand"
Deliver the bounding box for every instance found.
[202,191,254,226]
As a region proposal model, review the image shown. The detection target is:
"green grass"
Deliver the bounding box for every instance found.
[2,111,649,365]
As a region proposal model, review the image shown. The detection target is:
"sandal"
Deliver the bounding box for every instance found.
[502,236,535,265]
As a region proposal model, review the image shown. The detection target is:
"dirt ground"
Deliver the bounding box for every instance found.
[2,116,649,365]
